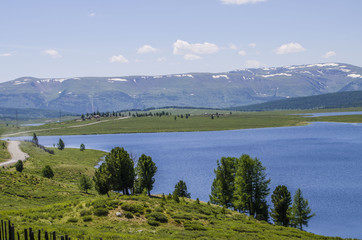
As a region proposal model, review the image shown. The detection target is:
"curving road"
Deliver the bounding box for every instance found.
[0,141,29,167]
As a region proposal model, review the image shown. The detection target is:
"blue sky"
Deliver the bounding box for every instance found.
[0,0,361,82]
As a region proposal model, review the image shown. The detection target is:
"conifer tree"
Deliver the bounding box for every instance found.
[136,154,157,196]
[209,157,236,208]
[271,185,292,226]
[290,188,315,230]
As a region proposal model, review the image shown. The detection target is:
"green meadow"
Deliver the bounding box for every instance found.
[0,142,346,239]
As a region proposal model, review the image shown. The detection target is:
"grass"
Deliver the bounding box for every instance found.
[2,108,362,137]
[0,142,351,239]
[0,140,10,163]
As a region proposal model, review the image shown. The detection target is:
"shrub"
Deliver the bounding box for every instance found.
[82,216,92,222]
[15,160,23,172]
[147,212,168,223]
[145,208,152,213]
[121,203,144,215]
[124,211,134,219]
[155,207,164,212]
[42,165,54,179]
[147,218,160,226]
[184,221,207,231]
[93,208,109,216]
[80,210,91,216]
[172,213,192,221]
[67,217,78,223]
[92,199,106,208]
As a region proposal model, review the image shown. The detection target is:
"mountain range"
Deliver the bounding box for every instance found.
[1,63,362,113]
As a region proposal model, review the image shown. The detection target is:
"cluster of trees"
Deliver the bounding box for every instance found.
[210,154,314,230]
[93,147,157,196]
[80,110,173,120]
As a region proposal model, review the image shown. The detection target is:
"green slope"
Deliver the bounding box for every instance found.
[232,91,362,111]
[0,143,345,239]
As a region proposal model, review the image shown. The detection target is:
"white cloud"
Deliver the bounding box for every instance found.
[43,49,61,58]
[246,60,261,68]
[275,42,306,54]
[137,45,158,54]
[0,52,12,57]
[157,57,167,62]
[109,54,128,63]
[221,0,267,5]
[173,40,219,55]
[323,51,336,59]
[249,43,257,48]
[238,50,247,56]
[89,13,96,17]
[229,43,237,50]
[184,54,201,61]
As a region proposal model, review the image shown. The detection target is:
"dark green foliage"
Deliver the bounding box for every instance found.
[147,218,160,226]
[82,216,92,222]
[135,154,157,196]
[104,147,135,195]
[67,217,78,223]
[147,212,168,223]
[32,133,39,146]
[209,157,236,208]
[162,193,166,202]
[196,198,200,204]
[233,154,270,221]
[124,211,134,219]
[42,165,54,179]
[57,138,65,150]
[80,143,85,151]
[290,188,315,230]
[79,175,93,193]
[93,163,110,196]
[80,210,91,216]
[121,203,144,215]
[271,185,292,226]
[15,160,24,172]
[93,207,109,216]
[173,180,191,198]
[184,221,207,231]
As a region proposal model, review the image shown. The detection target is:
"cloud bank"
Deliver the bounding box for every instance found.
[221,0,267,5]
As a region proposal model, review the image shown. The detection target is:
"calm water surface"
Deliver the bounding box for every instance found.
[10,122,362,239]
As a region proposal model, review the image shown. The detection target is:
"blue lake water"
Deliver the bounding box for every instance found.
[8,122,362,239]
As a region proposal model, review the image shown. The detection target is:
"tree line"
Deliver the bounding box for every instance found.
[210,154,314,230]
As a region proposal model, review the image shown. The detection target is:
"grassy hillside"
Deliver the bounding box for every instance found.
[0,140,10,163]
[0,142,344,239]
[232,91,362,111]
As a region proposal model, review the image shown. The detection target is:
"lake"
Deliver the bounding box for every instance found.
[8,122,362,239]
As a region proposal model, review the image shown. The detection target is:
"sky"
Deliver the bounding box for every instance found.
[0,0,361,82]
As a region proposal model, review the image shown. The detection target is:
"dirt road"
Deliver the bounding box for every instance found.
[0,141,29,167]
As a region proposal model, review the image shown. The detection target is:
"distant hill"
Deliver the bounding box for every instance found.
[1,63,362,113]
[0,107,75,121]
[231,90,362,111]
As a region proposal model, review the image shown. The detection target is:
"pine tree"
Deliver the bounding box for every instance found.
[290,188,315,230]
[271,185,292,226]
[233,154,270,221]
[93,163,110,196]
[80,143,85,151]
[79,175,93,193]
[15,160,24,172]
[105,147,135,195]
[173,180,191,198]
[57,138,65,150]
[209,157,236,208]
[136,154,157,196]
[32,133,39,146]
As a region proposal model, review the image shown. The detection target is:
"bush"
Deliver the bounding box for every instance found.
[92,199,106,208]
[124,211,134,219]
[184,221,207,231]
[67,217,78,223]
[147,218,160,226]
[172,213,192,221]
[147,212,168,223]
[145,208,152,213]
[121,203,144,215]
[155,207,164,212]
[80,210,91,216]
[93,208,109,216]
[15,160,23,172]
[82,216,92,222]
[42,165,54,179]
